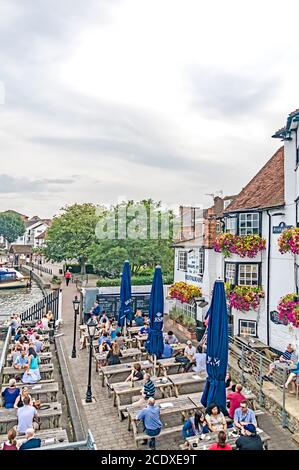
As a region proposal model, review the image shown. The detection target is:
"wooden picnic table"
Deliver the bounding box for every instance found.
[100,360,154,390]
[135,335,148,349]
[2,364,54,384]
[111,376,173,419]
[0,428,68,447]
[168,372,206,397]
[236,336,268,351]
[127,326,142,338]
[6,352,53,366]
[1,382,59,403]
[0,402,62,434]
[127,395,200,437]
[184,427,270,450]
[156,358,183,376]
[120,348,142,362]
[8,342,50,353]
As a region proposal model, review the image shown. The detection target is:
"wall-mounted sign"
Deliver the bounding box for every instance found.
[185,249,203,284]
[272,222,292,234]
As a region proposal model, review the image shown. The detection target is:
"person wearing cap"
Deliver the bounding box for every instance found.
[235,424,264,450]
[1,379,20,409]
[233,400,257,431]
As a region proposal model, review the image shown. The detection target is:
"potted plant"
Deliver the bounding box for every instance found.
[213,233,266,258]
[50,275,62,290]
[225,283,264,312]
[277,293,299,327]
[278,227,299,255]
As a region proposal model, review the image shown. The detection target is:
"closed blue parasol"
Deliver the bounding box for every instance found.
[145,266,164,359]
[118,260,133,328]
[201,280,228,413]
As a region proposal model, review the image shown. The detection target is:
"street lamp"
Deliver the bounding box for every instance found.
[71,296,80,358]
[85,317,97,403]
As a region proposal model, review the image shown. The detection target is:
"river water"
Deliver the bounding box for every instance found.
[0,281,44,319]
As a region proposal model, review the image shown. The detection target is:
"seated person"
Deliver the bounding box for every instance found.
[1,379,20,409]
[106,342,121,365]
[13,350,28,370]
[110,322,117,341]
[134,310,145,327]
[125,363,144,382]
[265,343,297,381]
[164,331,178,345]
[41,314,49,330]
[183,341,196,371]
[162,342,173,359]
[14,386,33,408]
[92,302,101,317]
[12,346,22,364]
[99,311,108,325]
[284,361,299,393]
[17,396,37,435]
[234,400,257,431]
[132,373,156,405]
[35,319,43,330]
[208,431,233,451]
[193,345,206,374]
[182,410,209,438]
[14,329,24,342]
[205,403,227,432]
[19,428,41,450]
[235,424,263,450]
[0,428,18,450]
[114,331,125,349]
[225,372,235,392]
[139,323,150,336]
[98,331,112,347]
[32,334,44,354]
[99,341,111,354]
[227,383,246,419]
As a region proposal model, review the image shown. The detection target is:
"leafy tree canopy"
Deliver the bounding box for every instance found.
[0,212,26,244]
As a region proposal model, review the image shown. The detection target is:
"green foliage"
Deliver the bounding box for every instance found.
[169,307,196,331]
[0,212,26,244]
[51,275,61,284]
[96,273,174,287]
[90,199,174,276]
[44,203,102,274]
[65,263,94,274]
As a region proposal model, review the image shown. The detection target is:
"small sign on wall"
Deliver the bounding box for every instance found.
[272,222,292,234]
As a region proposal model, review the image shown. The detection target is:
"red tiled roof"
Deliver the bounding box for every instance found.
[225,147,285,212]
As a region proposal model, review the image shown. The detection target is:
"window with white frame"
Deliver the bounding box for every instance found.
[238,264,259,286]
[239,320,257,337]
[198,249,204,276]
[225,217,237,234]
[178,251,187,271]
[225,263,236,284]
[239,213,259,235]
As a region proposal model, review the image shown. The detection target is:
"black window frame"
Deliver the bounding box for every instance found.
[224,211,262,237]
[224,261,262,286]
[238,319,258,338]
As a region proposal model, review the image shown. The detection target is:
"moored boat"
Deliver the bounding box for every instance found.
[0,267,30,289]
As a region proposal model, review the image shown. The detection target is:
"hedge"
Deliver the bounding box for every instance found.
[96,274,174,287]
[65,264,95,274]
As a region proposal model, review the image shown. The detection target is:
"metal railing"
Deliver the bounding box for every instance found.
[28,263,53,276]
[228,335,290,428]
[31,430,97,450]
[20,290,60,322]
[0,327,12,385]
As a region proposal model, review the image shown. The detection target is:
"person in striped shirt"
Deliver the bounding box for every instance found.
[265,344,297,381]
[131,373,156,405]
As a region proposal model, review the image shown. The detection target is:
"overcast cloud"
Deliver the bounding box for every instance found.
[0,0,298,217]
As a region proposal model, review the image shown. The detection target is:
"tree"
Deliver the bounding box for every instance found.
[44,203,101,274]
[89,199,174,276]
[0,212,26,244]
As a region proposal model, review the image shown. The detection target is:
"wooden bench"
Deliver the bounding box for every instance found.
[135,425,182,448]
[1,382,59,403]
[0,427,68,447]
[0,402,62,434]
[2,364,54,384]
[6,352,53,366]
[9,343,50,353]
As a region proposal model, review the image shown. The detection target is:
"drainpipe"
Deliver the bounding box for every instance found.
[266,210,271,346]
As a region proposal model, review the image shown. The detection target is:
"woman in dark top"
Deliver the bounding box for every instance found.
[14,386,32,408]
[107,343,121,365]
[125,363,144,382]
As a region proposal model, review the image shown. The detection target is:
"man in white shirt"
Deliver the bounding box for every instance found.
[17,396,37,435]
[184,341,196,361]
[193,345,206,374]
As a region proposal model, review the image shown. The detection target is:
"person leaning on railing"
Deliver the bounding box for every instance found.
[264,343,298,382]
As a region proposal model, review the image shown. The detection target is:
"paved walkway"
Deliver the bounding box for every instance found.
[59,283,298,450]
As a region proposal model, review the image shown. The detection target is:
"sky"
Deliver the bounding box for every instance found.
[0,0,299,218]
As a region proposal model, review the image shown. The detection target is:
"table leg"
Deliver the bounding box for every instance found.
[174,385,179,398]
[101,372,105,387]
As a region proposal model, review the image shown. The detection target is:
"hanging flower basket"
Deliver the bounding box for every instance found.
[278,227,299,255]
[168,282,202,304]
[225,283,264,312]
[277,293,299,327]
[213,233,266,258]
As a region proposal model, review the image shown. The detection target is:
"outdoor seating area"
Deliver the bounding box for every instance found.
[0,315,69,450]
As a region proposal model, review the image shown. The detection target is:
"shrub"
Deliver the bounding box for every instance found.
[96,273,174,287]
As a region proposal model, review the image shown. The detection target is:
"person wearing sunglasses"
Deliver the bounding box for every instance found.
[233,400,257,431]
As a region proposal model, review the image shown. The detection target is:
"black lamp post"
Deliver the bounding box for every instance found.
[71,296,80,358]
[85,317,97,403]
